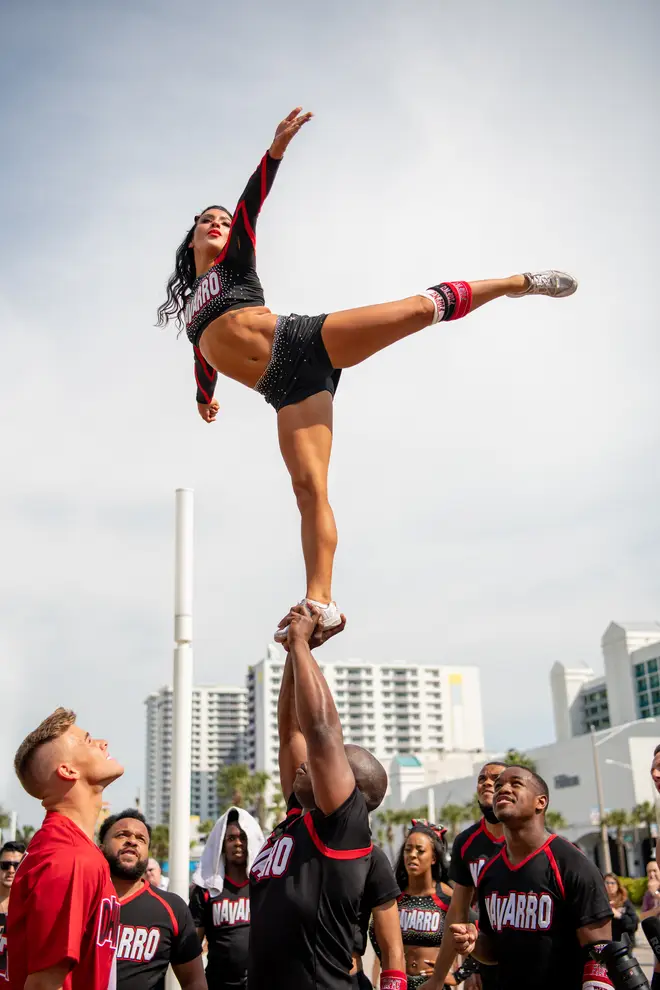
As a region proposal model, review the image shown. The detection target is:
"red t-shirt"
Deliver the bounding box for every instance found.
[6,812,119,990]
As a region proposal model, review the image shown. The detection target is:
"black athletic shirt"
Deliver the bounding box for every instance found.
[249,788,373,990]
[355,846,400,956]
[450,818,505,889]
[449,818,505,990]
[116,880,201,990]
[189,877,250,985]
[0,910,7,982]
[187,152,281,404]
[477,834,612,990]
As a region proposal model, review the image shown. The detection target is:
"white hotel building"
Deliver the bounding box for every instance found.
[391,620,660,875]
[247,645,485,780]
[145,684,248,825]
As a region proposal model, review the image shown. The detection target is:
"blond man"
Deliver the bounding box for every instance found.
[8,707,123,990]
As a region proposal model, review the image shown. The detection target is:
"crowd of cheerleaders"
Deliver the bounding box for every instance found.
[4,757,660,990]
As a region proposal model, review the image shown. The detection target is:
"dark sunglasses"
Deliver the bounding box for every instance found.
[0,861,20,871]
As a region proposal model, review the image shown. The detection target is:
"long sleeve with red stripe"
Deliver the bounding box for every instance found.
[223,152,281,267]
[194,345,218,404]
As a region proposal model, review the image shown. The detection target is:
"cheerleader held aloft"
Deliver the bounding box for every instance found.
[272,269,578,643]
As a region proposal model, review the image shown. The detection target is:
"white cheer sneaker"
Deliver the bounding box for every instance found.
[506,270,578,298]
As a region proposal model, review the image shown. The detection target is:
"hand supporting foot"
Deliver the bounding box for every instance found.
[274,601,346,646]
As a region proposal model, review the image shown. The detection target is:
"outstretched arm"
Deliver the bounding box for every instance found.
[223,108,312,267]
[287,605,355,815]
[278,653,307,799]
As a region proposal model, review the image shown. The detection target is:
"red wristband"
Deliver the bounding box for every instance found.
[582,959,614,989]
[381,970,407,990]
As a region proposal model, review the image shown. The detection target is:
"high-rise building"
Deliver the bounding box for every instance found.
[145,684,248,825]
[550,620,660,740]
[247,647,485,779]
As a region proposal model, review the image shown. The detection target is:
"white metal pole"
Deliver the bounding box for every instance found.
[169,488,194,901]
[427,787,436,825]
[591,725,612,874]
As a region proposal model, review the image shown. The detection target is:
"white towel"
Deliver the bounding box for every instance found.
[192,807,265,897]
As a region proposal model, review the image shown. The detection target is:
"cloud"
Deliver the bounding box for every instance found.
[1,0,659,822]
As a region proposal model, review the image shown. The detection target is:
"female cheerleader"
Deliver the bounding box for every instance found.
[370,820,467,988]
[157,108,577,639]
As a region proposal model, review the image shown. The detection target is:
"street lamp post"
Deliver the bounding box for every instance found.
[591,725,612,874]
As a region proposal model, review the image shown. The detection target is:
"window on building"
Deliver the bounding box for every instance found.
[649,659,659,673]
[639,692,650,709]
[653,691,660,706]
[651,675,660,690]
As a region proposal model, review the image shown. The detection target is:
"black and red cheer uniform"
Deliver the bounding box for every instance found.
[189,877,250,988]
[248,790,373,990]
[116,880,200,990]
[476,834,612,990]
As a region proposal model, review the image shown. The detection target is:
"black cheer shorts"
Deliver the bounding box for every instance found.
[254,313,341,412]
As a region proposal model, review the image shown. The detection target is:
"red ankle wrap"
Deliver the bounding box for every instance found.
[444,280,472,320]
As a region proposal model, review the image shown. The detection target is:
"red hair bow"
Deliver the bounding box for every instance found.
[410,818,447,840]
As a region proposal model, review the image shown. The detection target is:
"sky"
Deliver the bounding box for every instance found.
[1,0,659,827]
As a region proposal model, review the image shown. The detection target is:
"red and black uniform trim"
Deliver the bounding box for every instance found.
[450,818,506,890]
[186,152,281,403]
[189,876,250,987]
[248,788,373,990]
[0,910,7,982]
[448,818,505,990]
[116,879,201,990]
[355,846,400,957]
[370,889,453,990]
[477,834,612,990]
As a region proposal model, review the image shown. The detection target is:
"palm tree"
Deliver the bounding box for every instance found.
[504,749,538,772]
[545,811,568,834]
[15,825,36,845]
[603,810,629,875]
[440,803,467,840]
[0,806,9,830]
[376,809,408,861]
[462,796,481,823]
[197,820,215,841]
[150,824,170,862]
[268,788,286,826]
[631,802,655,845]
[216,764,270,828]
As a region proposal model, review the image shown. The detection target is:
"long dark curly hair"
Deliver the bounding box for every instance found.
[156,204,232,330]
[394,824,449,891]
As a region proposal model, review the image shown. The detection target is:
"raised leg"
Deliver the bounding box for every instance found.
[277,391,337,604]
[321,275,529,369]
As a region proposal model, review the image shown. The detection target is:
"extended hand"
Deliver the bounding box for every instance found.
[450,924,478,956]
[269,107,313,159]
[197,399,219,423]
[278,610,346,650]
[286,603,321,645]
